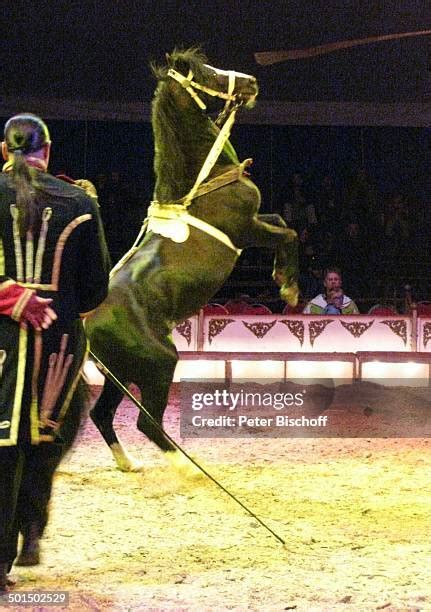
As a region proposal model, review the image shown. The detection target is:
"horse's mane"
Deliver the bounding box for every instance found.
[151,47,232,201]
[151,47,209,84]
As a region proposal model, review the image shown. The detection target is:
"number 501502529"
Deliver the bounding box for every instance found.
[0,591,69,606]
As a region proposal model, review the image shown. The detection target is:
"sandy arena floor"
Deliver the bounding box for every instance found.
[6,384,431,612]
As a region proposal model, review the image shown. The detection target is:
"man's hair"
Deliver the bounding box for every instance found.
[4,113,50,234]
[324,266,342,279]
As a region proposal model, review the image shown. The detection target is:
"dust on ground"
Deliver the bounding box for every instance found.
[7,384,431,611]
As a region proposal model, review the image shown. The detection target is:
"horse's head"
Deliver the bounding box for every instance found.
[152,48,258,200]
[160,48,258,117]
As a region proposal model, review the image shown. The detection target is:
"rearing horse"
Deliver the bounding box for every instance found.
[86,48,298,470]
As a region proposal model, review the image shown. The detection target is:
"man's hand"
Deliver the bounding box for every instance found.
[22,295,57,330]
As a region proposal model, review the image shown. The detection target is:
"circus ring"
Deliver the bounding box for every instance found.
[9,314,431,610]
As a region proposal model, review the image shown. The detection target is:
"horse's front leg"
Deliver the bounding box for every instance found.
[245,214,299,305]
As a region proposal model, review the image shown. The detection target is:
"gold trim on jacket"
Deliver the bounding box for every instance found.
[0,326,28,446]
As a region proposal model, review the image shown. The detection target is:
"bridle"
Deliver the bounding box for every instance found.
[165,64,256,205]
[167,65,239,124]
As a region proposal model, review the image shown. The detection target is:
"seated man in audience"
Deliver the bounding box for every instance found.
[303,267,359,314]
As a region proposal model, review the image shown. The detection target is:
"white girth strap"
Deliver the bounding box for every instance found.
[186,213,242,255]
[146,202,242,256]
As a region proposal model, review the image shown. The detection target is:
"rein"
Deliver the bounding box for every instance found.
[167,66,242,207]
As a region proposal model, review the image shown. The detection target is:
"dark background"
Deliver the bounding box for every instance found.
[1,1,430,303]
[1,1,429,201]
[1,1,429,104]
[0,120,426,215]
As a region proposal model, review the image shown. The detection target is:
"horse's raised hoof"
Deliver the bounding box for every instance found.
[280,281,299,307]
[164,450,205,480]
[110,443,145,472]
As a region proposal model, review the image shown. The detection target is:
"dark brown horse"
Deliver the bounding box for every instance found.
[86,48,298,470]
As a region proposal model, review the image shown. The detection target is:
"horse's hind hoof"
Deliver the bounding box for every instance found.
[165,450,204,480]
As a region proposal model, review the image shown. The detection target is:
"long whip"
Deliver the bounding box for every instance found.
[89,350,285,545]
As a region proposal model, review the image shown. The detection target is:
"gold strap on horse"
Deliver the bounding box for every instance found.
[177,158,252,204]
[145,159,252,256]
[183,108,238,207]
[167,68,236,110]
[167,67,239,208]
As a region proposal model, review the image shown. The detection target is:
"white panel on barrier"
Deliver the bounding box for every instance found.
[286,360,354,382]
[360,361,429,385]
[173,359,226,381]
[417,317,431,352]
[202,315,411,353]
[230,360,285,380]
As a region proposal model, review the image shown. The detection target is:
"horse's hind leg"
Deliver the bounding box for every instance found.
[90,377,144,471]
[136,351,178,454]
[136,345,203,477]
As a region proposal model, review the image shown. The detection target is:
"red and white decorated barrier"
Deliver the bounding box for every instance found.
[172,314,414,353]
[170,313,431,383]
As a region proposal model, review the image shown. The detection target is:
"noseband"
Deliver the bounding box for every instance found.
[167,67,237,115]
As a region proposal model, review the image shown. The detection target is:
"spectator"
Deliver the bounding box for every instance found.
[282,173,317,235]
[382,191,411,299]
[299,252,323,301]
[343,166,381,244]
[323,288,345,314]
[303,267,359,314]
[315,174,341,237]
[224,293,255,314]
[337,221,370,298]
